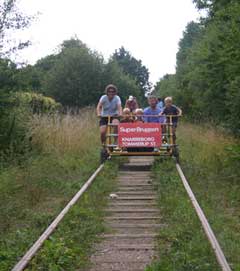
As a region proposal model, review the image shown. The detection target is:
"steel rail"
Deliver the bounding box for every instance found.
[12,164,105,271]
[176,163,232,271]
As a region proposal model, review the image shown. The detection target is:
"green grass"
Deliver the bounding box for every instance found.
[25,161,118,271]
[0,110,120,270]
[147,122,240,271]
[1,116,239,271]
[146,160,220,271]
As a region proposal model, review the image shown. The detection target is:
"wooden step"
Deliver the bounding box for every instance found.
[106,216,161,220]
[108,203,157,207]
[112,191,156,196]
[115,196,156,200]
[107,223,163,228]
[105,208,159,213]
[102,233,158,238]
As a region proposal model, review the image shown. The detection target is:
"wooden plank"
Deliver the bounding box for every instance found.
[102,234,158,238]
[106,216,161,220]
[114,196,156,200]
[108,223,163,228]
[105,209,158,213]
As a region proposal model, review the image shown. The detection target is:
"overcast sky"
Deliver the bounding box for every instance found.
[16,0,200,84]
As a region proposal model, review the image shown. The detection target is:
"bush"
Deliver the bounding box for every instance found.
[0,91,61,162]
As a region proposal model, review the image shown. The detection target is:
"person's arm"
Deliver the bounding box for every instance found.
[118,104,123,116]
[143,109,148,122]
[125,100,128,108]
[135,101,139,109]
[159,107,166,115]
[96,101,103,116]
[117,96,122,116]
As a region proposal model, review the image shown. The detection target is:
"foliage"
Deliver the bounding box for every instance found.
[0,0,34,57]
[30,38,145,107]
[0,91,60,158]
[112,46,151,93]
[42,38,105,107]
[154,74,178,99]
[148,122,240,270]
[15,91,61,113]
[104,60,143,104]
[0,58,18,91]
[25,161,118,271]
[193,0,233,17]
[0,109,120,270]
[156,1,240,133]
[0,37,148,155]
[178,123,240,270]
[148,160,219,271]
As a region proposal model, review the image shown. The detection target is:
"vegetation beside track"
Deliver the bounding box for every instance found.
[148,161,220,271]
[25,161,118,271]
[148,122,240,271]
[0,109,119,270]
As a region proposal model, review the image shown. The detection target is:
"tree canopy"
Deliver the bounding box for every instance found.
[111,46,151,93]
[155,0,240,133]
[0,0,34,57]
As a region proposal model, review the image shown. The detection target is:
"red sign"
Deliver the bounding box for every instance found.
[118,123,162,147]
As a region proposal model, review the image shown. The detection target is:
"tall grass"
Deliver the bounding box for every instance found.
[148,122,240,270]
[177,122,240,270]
[0,108,113,271]
[30,108,99,155]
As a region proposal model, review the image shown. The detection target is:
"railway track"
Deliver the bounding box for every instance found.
[89,157,159,271]
[12,157,232,271]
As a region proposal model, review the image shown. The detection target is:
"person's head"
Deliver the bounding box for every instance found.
[135,108,143,116]
[158,97,163,102]
[164,96,173,107]
[105,84,118,99]
[128,95,134,101]
[123,107,131,117]
[147,95,158,109]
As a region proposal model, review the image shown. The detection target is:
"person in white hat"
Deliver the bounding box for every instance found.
[125,95,139,112]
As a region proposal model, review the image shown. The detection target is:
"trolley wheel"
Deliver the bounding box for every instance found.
[100,148,109,163]
[173,146,180,163]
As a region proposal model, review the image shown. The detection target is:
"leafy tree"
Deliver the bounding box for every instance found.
[176,21,203,87]
[0,0,36,155]
[170,1,240,130]
[0,58,18,91]
[43,38,105,107]
[41,39,144,108]
[111,46,150,93]
[0,91,60,155]
[0,0,34,57]
[154,74,178,98]
[103,60,143,105]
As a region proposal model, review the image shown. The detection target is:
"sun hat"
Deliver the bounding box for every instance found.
[129,95,134,101]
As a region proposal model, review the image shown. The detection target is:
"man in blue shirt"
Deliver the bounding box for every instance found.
[144,96,165,123]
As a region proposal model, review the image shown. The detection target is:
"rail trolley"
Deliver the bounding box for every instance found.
[100,115,180,163]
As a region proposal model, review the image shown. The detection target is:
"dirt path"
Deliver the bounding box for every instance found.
[89,157,161,271]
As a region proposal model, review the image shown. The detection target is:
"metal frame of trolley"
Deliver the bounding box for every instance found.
[101,114,180,162]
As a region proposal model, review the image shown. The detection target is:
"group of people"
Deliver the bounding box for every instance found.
[96,84,182,145]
